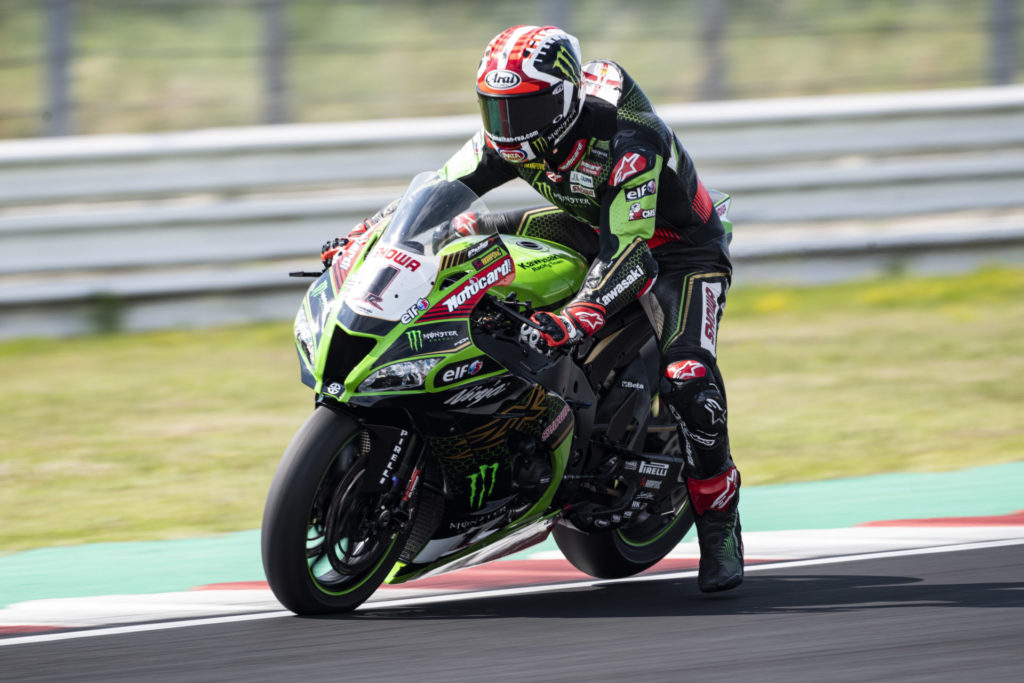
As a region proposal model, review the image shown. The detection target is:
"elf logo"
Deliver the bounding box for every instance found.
[441,359,484,383]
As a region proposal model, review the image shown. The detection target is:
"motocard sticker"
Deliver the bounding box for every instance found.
[700,281,723,357]
[420,256,515,321]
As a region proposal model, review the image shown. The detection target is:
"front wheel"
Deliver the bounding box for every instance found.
[261,406,414,614]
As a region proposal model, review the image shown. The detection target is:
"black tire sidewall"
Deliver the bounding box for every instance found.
[260,406,406,614]
[553,502,694,579]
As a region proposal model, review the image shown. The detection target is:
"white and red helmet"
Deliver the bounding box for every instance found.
[476,25,584,164]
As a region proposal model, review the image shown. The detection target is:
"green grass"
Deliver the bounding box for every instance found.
[1,267,1022,552]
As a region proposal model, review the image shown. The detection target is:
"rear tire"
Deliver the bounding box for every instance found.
[554,418,693,579]
[553,499,693,579]
[261,406,413,614]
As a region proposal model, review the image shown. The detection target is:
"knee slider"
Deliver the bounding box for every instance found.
[663,359,727,440]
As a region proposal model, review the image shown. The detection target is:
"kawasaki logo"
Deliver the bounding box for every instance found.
[598,266,644,306]
[442,259,513,313]
[467,463,499,509]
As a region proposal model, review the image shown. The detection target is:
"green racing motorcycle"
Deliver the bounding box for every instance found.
[261,171,732,614]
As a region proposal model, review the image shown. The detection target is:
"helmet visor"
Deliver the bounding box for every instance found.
[478,87,565,145]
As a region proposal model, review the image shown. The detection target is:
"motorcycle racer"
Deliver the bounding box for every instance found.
[322,25,741,593]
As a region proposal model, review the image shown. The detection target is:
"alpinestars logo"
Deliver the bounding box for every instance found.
[597,266,644,306]
[573,309,604,333]
[610,153,646,186]
[704,397,727,427]
[441,258,513,313]
[666,360,707,381]
[710,468,739,511]
[467,463,499,509]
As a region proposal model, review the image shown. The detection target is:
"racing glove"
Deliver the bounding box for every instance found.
[524,302,607,350]
[321,220,369,269]
[452,211,479,237]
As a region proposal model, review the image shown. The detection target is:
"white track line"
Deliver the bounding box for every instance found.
[2,537,1022,648]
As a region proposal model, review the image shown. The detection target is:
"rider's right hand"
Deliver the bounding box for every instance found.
[321,221,369,269]
[451,211,479,237]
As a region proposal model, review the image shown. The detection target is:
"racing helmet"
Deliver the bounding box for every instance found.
[476,25,584,164]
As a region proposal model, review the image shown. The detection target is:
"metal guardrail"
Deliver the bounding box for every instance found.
[2,85,1024,338]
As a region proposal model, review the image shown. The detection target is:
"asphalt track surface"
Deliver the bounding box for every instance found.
[4,543,1022,682]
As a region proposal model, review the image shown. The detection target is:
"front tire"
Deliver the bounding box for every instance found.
[261,406,413,614]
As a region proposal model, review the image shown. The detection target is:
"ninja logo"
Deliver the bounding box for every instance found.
[467,463,499,509]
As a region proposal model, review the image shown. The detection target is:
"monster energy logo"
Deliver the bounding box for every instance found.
[466,463,499,509]
[551,46,580,85]
[407,330,423,352]
[535,181,556,203]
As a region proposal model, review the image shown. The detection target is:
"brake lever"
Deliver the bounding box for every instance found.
[289,271,323,278]
[487,295,542,330]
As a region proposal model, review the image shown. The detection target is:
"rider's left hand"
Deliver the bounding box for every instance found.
[528,310,583,350]
[522,302,608,352]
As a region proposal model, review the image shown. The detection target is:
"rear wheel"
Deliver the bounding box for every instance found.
[554,421,693,579]
[261,406,415,614]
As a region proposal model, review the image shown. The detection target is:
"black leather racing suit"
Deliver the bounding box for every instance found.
[439,59,735,485]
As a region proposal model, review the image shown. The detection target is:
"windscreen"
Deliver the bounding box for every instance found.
[380,172,493,256]
[338,172,492,323]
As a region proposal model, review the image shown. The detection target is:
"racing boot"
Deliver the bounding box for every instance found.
[687,465,743,593]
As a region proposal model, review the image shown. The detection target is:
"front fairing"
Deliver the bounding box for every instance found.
[294,173,516,403]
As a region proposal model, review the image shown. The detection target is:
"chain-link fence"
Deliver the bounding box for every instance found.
[0,0,1020,138]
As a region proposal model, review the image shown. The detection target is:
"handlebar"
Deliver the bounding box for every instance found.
[484,293,542,331]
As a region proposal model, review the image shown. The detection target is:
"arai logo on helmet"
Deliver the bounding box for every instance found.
[484,70,522,90]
